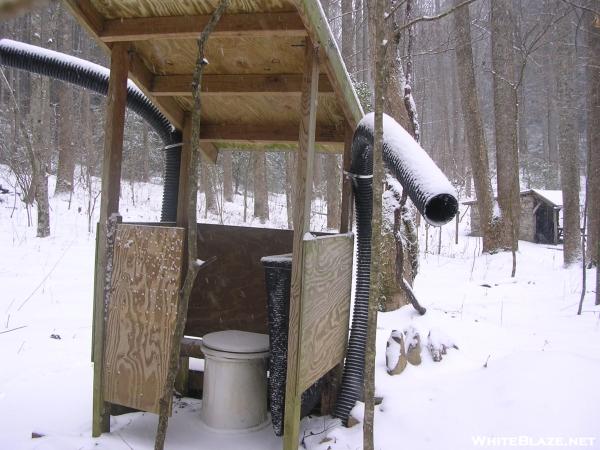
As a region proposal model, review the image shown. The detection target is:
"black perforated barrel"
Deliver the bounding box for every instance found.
[261,254,322,436]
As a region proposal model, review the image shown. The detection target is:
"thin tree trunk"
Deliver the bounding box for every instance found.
[154,2,230,449]
[555,11,581,265]
[453,0,498,252]
[325,154,340,229]
[252,151,269,223]
[222,150,233,202]
[586,11,600,264]
[55,4,75,195]
[364,1,384,448]
[491,0,520,253]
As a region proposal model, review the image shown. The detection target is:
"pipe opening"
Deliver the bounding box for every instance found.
[424,194,459,226]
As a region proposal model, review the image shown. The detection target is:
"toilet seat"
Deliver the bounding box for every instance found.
[202,330,269,354]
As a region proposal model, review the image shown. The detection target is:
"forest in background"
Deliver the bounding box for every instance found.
[0,0,598,268]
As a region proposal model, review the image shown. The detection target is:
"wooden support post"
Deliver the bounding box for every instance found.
[340,123,354,234]
[283,38,319,450]
[92,42,131,437]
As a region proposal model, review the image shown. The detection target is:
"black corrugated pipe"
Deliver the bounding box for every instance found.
[0,39,181,222]
[333,112,458,423]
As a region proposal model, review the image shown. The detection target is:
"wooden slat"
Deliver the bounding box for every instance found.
[198,123,344,144]
[299,234,352,392]
[92,42,130,437]
[100,12,306,42]
[103,225,184,414]
[151,73,333,96]
[292,0,363,128]
[283,38,319,450]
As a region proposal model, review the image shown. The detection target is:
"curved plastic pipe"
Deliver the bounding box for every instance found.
[0,38,182,221]
[333,112,458,422]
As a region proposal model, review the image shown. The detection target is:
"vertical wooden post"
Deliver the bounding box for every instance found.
[340,123,354,233]
[92,42,130,437]
[283,38,319,450]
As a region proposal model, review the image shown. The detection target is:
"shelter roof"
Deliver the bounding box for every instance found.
[63,0,364,155]
[462,189,564,208]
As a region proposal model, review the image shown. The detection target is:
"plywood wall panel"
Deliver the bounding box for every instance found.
[103,224,184,414]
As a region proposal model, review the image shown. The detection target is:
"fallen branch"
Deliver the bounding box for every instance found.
[0,325,27,335]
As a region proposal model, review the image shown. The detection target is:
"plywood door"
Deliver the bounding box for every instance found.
[103,224,184,414]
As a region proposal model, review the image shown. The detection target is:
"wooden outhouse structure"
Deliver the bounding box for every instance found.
[463,189,563,245]
[61,0,363,448]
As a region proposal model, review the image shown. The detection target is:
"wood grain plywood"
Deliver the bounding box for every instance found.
[132,36,306,76]
[103,224,184,414]
[186,224,295,337]
[91,0,296,19]
[298,233,353,392]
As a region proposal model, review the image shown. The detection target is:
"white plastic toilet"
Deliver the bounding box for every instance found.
[200,330,270,432]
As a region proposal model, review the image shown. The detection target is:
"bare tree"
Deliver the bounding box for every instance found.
[453,0,499,253]
[252,151,269,223]
[554,6,581,265]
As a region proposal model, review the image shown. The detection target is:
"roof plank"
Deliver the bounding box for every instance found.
[100,12,306,42]
[151,73,333,96]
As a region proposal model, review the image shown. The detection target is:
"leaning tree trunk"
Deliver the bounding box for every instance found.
[453,0,499,253]
[586,11,600,265]
[555,11,581,265]
[491,0,520,252]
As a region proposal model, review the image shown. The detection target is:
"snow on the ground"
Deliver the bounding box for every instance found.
[0,168,598,450]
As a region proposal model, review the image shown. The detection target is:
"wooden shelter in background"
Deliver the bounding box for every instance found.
[463,190,563,245]
[62,0,363,449]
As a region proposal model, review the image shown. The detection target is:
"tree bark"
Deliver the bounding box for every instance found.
[325,154,340,229]
[555,11,581,265]
[252,151,269,223]
[222,150,234,202]
[586,11,600,264]
[491,0,520,252]
[55,4,75,195]
[200,159,217,215]
[285,151,295,229]
[453,0,498,252]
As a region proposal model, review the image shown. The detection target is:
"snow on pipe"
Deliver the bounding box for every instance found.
[0,38,182,222]
[333,112,458,423]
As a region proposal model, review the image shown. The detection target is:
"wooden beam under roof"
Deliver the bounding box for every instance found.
[198,123,344,144]
[151,73,334,96]
[100,13,306,42]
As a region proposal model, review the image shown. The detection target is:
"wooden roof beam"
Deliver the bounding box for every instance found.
[151,73,334,97]
[198,123,344,144]
[100,13,307,43]
[63,0,187,130]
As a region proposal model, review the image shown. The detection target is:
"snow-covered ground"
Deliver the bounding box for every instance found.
[0,169,598,450]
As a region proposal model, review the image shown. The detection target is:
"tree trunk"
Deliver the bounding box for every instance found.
[341,0,354,74]
[325,154,340,229]
[252,151,269,223]
[285,151,295,229]
[544,35,560,189]
[453,0,498,252]
[200,159,217,215]
[491,0,520,252]
[29,9,51,237]
[54,4,75,195]
[555,11,581,265]
[586,11,600,264]
[222,150,234,202]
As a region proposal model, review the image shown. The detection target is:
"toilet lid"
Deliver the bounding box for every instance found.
[202,330,269,354]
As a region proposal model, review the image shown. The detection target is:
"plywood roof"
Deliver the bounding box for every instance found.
[63,0,363,154]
